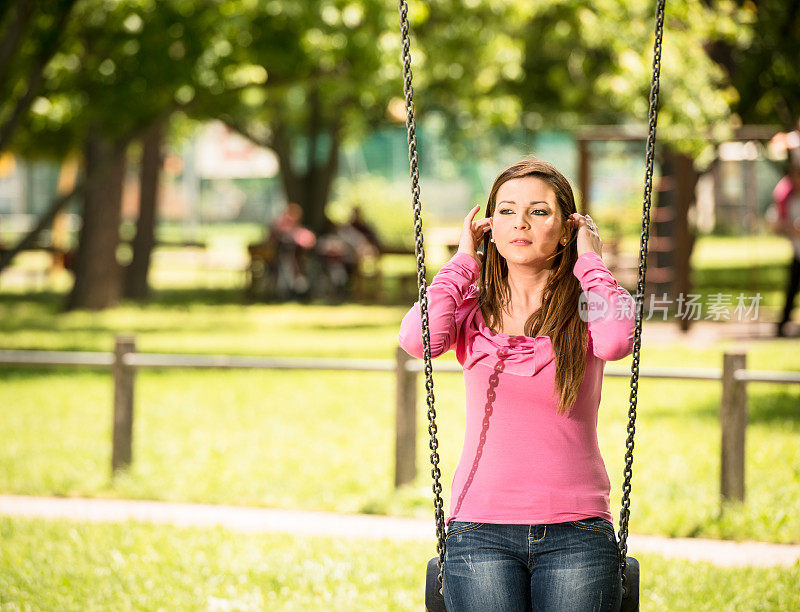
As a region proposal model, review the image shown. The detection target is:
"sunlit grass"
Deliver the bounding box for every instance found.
[0,516,798,611]
[1,338,798,543]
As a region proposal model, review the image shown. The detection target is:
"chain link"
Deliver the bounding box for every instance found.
[618,0,665,594]
[397,0,447,590]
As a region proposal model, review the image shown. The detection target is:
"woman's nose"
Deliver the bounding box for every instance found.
[514,215,530,229]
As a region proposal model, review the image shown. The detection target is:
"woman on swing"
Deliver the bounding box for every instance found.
[399,158,635,611]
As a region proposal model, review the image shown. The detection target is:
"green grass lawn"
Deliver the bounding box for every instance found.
[1,233,799,545]
[1,315,799,544]
[1,516,798,611]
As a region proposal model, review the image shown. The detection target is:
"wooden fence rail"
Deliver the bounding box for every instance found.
[2,337,800,506]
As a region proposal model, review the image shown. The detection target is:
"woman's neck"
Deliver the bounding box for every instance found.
[504,262,550,312]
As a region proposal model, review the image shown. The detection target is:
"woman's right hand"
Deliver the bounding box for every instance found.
[457,204,491,264]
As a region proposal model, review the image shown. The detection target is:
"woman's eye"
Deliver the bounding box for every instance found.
[499,209,547,215]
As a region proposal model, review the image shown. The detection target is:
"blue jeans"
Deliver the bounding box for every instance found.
[442,519,622,612]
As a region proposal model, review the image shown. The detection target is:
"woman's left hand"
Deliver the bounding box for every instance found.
[568,213,602,258]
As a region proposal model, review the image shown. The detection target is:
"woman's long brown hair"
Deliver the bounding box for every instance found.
[478,158,586,415]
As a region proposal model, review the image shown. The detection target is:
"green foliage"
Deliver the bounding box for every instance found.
[718,1,799,128]
[8,0,310,157]
[4,0,760,173]
[409,0,747,164]
[0,0,77,145]
[211,0,406,150]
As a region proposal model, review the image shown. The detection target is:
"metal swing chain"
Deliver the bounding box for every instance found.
[397,0,448,590]
[618,0,665,593]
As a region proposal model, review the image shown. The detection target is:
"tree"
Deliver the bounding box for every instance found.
[214,0,535,234]
[211,0,398,234]
[4,0,752,311]
[123,118,165,300]
[705,0,799,130]
[405,0,744,162]
[6,0,303,308]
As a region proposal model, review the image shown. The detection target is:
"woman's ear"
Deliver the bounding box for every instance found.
[560,218,573,244]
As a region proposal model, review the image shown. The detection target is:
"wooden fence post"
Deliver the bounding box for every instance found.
[112,335,137,475]
[395,346,417,487]
[720,350,747,503]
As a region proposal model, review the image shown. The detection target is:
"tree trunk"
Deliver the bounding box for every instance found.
[270,118,341,235]
[124,118,165,299]
[650,148,697,331]
[272,121,303,204]
[65,134,127,311]
[306,123,340,231]
[0,0,36,85]
[672,150,697,333]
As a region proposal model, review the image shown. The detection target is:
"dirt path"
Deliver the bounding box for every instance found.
[2,495,798,568]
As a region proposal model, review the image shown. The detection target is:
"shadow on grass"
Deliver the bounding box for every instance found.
[0,288,250,310]
[641,398,720,421]
[0,366,109,379]
[0,291,64,309]
[0,284,416,310]
[640,388,800,426]
[748,390,800,425]
[692,263,789,291]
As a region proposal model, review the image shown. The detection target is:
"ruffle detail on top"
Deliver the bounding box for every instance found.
[457,294,556,376]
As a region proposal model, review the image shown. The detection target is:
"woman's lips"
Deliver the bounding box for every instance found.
[510,240,531,245]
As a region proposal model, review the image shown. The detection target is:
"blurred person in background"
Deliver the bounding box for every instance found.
[314,210,380,301]
[265,202,317,301]
[347,206,383,254]
[766,144,800,337]
[314,214,352,302]
[338,207,381,294]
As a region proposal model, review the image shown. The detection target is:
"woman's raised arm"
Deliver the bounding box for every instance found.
[573,251,636,361]
[398,253,479,359]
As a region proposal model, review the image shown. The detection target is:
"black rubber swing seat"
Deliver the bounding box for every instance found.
[425,555,640,612]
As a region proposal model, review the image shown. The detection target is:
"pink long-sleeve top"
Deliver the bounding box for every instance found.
[398,251,636,525]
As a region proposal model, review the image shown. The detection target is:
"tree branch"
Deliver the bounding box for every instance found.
[0,0,36,86]
[0,0,78,153]
[0,179,83,272]
[217,115,272,149]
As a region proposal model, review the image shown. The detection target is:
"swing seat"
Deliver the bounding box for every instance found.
[425,555,640,612]
[620,556,640,612]
[425,557,445,612]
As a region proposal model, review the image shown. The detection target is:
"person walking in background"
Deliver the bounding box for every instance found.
[766,147,800,337]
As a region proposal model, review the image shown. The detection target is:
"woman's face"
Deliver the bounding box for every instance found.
[490,176,567,266]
